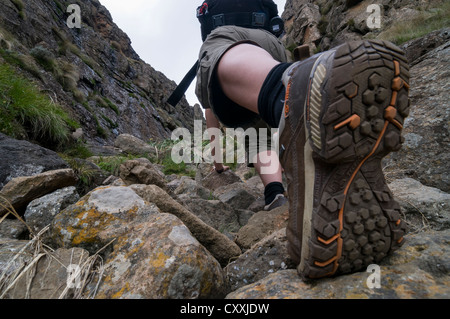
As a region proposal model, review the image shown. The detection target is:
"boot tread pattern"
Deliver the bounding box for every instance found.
[303,40,409,279]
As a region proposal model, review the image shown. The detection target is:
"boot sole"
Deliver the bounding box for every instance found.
[300,40,409,279]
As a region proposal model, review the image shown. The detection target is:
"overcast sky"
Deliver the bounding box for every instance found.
[98,0,287,107]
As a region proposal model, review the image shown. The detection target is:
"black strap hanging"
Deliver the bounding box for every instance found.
[166,60,199,107]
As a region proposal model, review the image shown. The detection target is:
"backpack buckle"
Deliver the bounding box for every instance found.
[212,14,225,28]
[252,12,266,27]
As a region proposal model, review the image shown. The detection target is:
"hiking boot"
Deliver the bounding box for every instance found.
[264,194,289,211]
[278,40,409,279]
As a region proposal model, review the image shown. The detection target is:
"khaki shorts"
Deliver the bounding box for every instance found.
[195,26,287,164]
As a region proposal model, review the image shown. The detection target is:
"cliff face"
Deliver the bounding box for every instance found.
[282,0,448,53]
[0,0,197,148]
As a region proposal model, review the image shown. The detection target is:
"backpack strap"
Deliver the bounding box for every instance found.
[166,60,199,107]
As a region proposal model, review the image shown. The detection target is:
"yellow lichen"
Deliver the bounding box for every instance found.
[111,282,130,299]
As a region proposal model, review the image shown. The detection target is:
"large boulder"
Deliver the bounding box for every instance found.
[50,186,226,299]
[119,158,166,189]
[93,212,226,299]
[0,169,77,216]
[114,134,156,157]
[51,186,149,253]
[0,133,68,190]
[129,184,242,267]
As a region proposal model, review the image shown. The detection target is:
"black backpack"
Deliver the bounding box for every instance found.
[167,0,284,107]
[197,0,284,41]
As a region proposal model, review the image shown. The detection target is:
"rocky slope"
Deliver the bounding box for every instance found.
[0,0,198,150]
[282,0,448,55]
[0,0,448,301]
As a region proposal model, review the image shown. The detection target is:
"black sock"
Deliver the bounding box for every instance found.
[264,182,285,205]
[257,63,292,128]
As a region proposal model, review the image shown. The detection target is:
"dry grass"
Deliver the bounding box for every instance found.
[0,195,112,299]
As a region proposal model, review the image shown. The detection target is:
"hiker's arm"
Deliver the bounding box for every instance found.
[205,109,229,173]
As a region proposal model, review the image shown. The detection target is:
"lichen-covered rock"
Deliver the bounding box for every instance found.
[50,185,226,299]
[129,184,242,267]
[226,230,450,299]
[50,186,153,254]
[93,213,226,299]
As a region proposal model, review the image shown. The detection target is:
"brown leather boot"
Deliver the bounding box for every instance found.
[278,40,410,279]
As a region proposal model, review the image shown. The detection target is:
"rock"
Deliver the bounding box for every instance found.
[114,134,156,157]
[202,170,243,191]
[1,247,90,299]
[119,158,166,189]
[218,187,256,210]
[24,186,80,235]
[93,213,225,299]
[236,205,289,249]
[129,184,242,266]
[180,198,241,235]
[0,219,28,240]
[173,176,212,200]
[401,28,450,66]
[226,230,450,299]
[225,228,296,292]
[389,178,450,231]
[72,128,84,141]
[214,183,257,210]
[0,169,78,216]
[0,133,68,190]
[51,186,152,254]
[0,239,35,278]
[383,39,450,192]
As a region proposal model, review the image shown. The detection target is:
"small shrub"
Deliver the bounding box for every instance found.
[30,46,57,72]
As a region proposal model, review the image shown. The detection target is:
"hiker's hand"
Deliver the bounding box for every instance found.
[213,165,230,174]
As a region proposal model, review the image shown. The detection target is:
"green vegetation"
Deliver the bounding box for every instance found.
[11,0,26,19]
[62,140,93,159]
[0,49,43,80]
[379,2,450,45]
[161,155,195,178]
[148,139,196,177]
[61,155,99,195]
[317,17,329,36]
[94,155,135,176]
[52,27,103,77]
[30,45,57,72]
[0,63,78,147]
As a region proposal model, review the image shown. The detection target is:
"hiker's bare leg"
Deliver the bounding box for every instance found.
[252,150,283,187]
[217,43,280,113]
